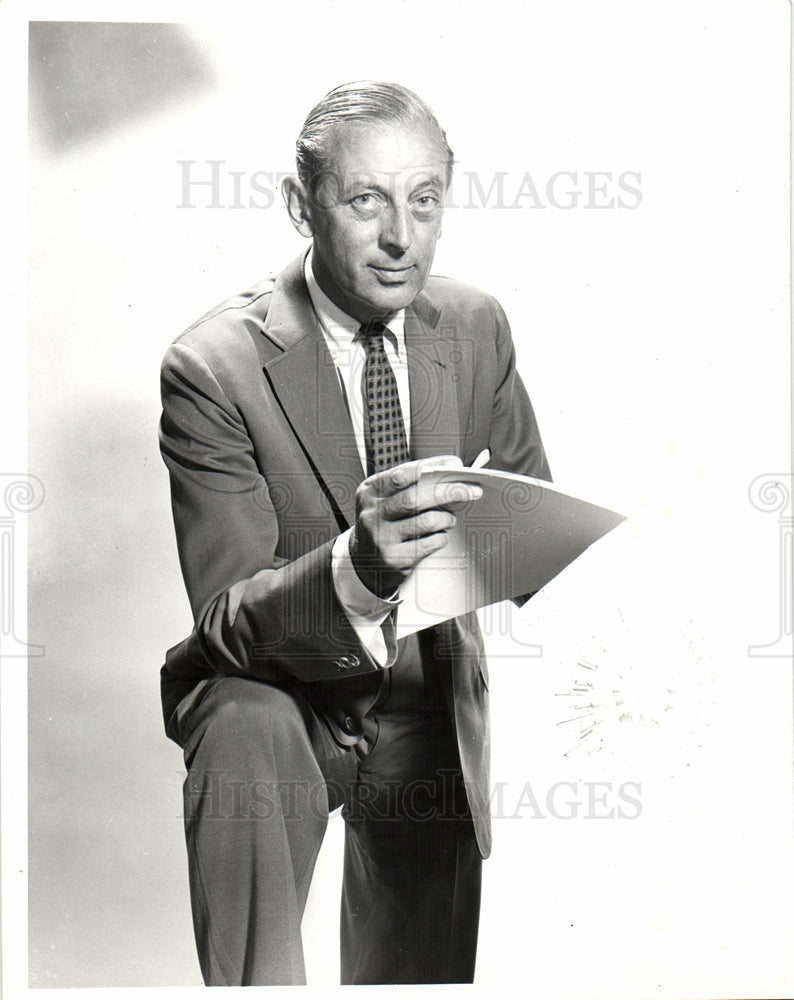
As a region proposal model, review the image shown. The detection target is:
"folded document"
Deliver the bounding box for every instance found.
[395,468,626,639]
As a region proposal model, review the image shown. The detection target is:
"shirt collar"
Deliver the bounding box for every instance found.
[304,248,406,356]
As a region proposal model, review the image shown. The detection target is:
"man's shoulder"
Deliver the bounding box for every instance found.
[423,273,496,305]
[419,274,508,329]
[164,262,508,368]
[171,276,277,353]
[165,252,311,370]
[161,268,296,388]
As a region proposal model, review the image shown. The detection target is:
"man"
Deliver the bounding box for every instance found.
[159,80,550,986]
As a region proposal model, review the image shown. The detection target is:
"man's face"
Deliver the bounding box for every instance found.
[304,122,448,322]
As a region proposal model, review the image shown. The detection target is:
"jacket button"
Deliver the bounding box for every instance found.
[334,657,351,672]
[343,716,356,733]
[348,654,360,668]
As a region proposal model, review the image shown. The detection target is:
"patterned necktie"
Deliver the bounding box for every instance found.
[360,320,409,475]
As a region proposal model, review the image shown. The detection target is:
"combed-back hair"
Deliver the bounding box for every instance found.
[296,80,454,190]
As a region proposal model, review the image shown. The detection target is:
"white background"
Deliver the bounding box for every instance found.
[1,1,792,997]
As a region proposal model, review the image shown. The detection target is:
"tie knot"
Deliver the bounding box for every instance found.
[360,320,388,345]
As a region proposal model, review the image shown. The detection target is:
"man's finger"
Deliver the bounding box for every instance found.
[381,478,482,520]
[370,455,464,497]
[397,531,451,565]
[393,509,457,541]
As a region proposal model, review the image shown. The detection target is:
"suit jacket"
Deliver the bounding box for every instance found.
[159,251,550,857]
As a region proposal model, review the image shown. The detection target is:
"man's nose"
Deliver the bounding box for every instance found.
[380,203,413,254]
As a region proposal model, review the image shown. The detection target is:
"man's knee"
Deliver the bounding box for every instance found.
[183,678,329,825]
[184,677,312,769]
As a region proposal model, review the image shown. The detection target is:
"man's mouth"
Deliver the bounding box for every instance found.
[370,264,414,282]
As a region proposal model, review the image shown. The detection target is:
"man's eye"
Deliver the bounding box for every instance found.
[351,193,380,209]
[413,194,440,215]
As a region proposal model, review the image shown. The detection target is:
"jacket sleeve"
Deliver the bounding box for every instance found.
[159,341,376,684]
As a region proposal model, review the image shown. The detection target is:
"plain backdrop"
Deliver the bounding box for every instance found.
[3,1,792,997]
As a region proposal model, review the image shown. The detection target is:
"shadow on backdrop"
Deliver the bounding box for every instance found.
[26,20,216,985]
[27,397,199,987]
[28,21,213,154]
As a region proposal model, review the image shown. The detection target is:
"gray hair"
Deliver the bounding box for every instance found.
[296,81,454,191]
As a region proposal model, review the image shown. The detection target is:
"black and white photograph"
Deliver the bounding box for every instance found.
[2,0,792,995]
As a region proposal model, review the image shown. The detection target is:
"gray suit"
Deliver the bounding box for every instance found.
[159,251,550,982]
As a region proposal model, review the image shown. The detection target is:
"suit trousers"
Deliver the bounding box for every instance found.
[176,640,482,986]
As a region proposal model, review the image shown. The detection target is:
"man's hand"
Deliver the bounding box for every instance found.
[350,455,483,598]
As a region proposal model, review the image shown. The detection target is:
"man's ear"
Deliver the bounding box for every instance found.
[282,176,314,238]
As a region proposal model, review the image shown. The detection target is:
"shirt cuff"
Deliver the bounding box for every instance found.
[331,529,400,668]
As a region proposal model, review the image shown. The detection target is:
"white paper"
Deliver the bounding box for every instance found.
[395,467,626,637]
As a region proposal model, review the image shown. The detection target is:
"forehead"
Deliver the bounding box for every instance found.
[323,121,448,184]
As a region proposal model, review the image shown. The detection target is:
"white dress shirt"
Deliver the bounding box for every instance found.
[304,250,410,667]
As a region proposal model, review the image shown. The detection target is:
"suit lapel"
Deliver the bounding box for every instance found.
[261,255,461,528]
[262,254,364,527]
[404,293,461,460]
